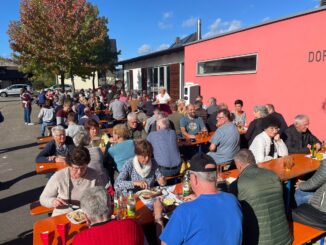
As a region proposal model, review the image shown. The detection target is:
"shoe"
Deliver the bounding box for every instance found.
[28,123,35,125]
[25,122,28,125]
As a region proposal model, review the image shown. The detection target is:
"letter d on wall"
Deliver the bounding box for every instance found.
[308,51,314,62]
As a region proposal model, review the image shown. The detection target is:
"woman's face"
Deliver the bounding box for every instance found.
[113,132,120,141]
[235,104,242,113]
[254,110,260,119]
[137,154,150,165]
[69,164,87,179]
[89,126,98,138]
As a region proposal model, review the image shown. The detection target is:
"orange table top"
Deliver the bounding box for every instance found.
[33,193,160,245]
[37,136,53,144]
[178,132,214,146]
[258,154,320,181]
[36,162,67,174]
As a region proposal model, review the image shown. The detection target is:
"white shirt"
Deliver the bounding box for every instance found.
[156,93,170,104]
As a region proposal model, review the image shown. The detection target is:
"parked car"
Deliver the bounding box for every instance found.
[0,84,32,97]
[44,84,72,92]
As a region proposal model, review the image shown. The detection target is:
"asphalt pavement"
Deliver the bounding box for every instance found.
[0,97,49,244]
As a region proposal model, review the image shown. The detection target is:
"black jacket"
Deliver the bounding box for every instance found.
[284,124,320,154]
[245,118,265,146]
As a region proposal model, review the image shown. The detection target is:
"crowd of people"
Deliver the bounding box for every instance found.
[30,84,326,244]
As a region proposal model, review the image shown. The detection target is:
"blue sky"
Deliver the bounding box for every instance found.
[0,0,320,61]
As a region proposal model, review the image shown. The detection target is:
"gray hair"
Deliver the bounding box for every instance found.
[294,114,309,124]
[80,186,111,223]
[127,112,137,121]
[194,171,217,182]
[52,125,65,135]
[234,149,256,165]
[157,117,170,129]
[253,105,268,118]
[73,130,90,147]
[265,104,275,112]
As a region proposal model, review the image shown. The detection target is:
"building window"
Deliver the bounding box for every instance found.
[197,54,257,76]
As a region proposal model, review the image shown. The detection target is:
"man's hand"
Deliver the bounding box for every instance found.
[153,198,163,220]
[55,156,66,163]
[47,156,56,162]
[316,143,321,151]
[157,176,166,186]
[133,180,148,189]
[52,197,67,208]
[274,134,281,141]
[295,179,303,190]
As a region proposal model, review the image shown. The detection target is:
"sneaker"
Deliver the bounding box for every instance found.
[28,123,35,125]
[24,122,28,125]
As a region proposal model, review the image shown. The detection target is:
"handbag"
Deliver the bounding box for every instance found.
[292,203,326,230]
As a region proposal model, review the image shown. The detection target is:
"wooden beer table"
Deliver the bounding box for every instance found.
[36,162,67,174]
[33,195,158,245]
[37,136,53,144]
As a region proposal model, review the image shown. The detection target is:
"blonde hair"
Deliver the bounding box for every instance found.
[113,124,129,140]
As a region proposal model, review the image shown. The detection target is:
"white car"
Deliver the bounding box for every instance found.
[44,84,72,92]
[0,84,32,97]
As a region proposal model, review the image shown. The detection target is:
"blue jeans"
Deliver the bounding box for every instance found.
[295,189,314,206]
[40,121,55,136]
[24,107,31,123]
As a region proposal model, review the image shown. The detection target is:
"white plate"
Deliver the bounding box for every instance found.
[225,177,237,185]
[66,209,86,224]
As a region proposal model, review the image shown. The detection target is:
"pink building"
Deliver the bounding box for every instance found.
[185,8,326,141]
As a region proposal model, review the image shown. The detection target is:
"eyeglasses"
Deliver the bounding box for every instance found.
[217,116,225,120]
[70,165,87,171]
[130,121,137,124]
[54,134,65,137]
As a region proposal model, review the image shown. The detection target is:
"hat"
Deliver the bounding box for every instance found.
[262,116,280,129]
[189,153,217,172]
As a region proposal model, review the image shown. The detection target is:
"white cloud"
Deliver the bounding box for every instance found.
[262,17,270,22]
[182,16,198,28]
[157,43,170,51]
[163,11,173,19]
[203,18,242,38]
[158,21,172,29]
[138,44,152,55]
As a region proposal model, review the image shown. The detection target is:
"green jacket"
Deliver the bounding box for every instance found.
[231,165,292,245]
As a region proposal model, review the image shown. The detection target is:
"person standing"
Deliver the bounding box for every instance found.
[20,87,33,125]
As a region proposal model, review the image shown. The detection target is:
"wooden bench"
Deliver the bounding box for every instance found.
[30,201,53,216]
[292,221,325,245]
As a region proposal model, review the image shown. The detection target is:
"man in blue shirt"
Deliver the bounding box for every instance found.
[154,153,243,245]
[147,117,181,176]
[180,104,206,139]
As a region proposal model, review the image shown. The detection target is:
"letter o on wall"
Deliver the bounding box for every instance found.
[316,51,322,62]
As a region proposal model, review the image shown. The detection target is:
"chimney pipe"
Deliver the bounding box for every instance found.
[197,18,201,40]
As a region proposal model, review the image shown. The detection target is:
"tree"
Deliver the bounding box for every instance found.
[8,0,112,92]
[321,0,326,6]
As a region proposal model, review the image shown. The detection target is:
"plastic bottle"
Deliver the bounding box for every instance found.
[127,190,136,218]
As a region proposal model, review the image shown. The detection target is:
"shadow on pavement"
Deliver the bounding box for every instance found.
[1,230,33,245]
[0,186,44,213]
[0,171,37,191]
[0,142,38,155]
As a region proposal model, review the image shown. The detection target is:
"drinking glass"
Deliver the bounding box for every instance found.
[283,156,294,172]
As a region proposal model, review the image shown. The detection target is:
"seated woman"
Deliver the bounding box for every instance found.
[114,139,165,192]
[35,125,75,163]
[249,117,288,163]
[232,99,246,127]
[39,146,106,216]
[245,105,269,146]
[84,119,109,151]
[107,124,135,173]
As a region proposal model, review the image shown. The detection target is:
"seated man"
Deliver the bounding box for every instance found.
[284,114,321,154]
[126,112,147,139]
[147,118,181,176]
[36,125,75,163]
[109,94,128,121]
[180,104,207,139]
[231,149,292,245]
[208,109,240,165]
[194,100,208,124]
[73,186,144,245]
[295,159,326,206]
[168,103,183,137]
[78,107,100,126]
[249,117,288,163]
[154,153,243,245]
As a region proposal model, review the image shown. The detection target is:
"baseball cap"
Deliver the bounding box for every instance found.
[189,153,217,172]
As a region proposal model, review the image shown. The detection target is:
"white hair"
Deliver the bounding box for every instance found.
[294,114,309,124]
[52,125,65,135]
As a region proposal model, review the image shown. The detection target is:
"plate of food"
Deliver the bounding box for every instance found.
[66,209,87,224]
[162,197,176,206]
[136,189,162,200]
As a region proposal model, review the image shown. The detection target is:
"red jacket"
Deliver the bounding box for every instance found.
[73,219,144,245]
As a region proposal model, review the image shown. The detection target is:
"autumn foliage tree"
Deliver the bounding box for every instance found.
[8,0,114,91]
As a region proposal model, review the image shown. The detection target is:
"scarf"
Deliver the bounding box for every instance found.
[133,156,152,178]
